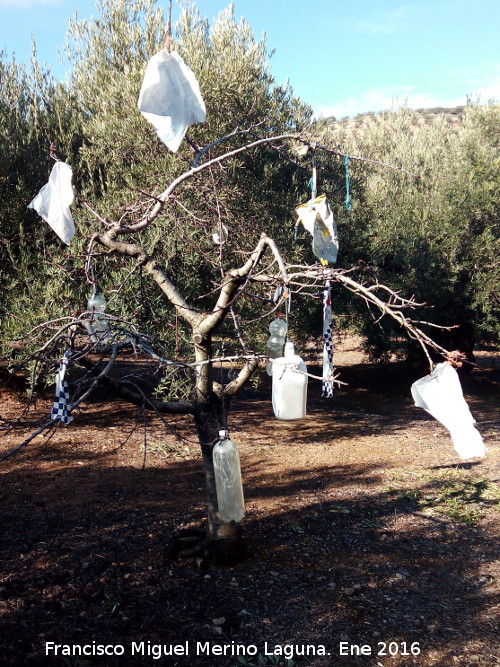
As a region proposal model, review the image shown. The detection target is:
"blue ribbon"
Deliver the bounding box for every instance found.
[307,176,314,197]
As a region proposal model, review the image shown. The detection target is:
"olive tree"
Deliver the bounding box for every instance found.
[2,0,312,351]
[5,131,453,563]
[2,2,454,564]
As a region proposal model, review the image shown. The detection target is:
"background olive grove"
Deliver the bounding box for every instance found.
[1,0,498,363]
[316,105,500,358]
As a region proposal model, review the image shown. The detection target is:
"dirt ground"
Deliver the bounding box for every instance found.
[0,338,499,667]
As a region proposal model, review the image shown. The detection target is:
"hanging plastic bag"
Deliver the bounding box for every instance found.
[138,49,206,152]
[296,194,339,264]
[28,161,75,245]
[411,362,486,459]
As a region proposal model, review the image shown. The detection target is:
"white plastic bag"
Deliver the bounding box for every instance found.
[296,194,339,264]
[411,362,486,459]
[28,161,75,245]
[138,49,206,152]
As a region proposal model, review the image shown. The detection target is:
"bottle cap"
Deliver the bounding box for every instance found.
[218,429,228,439]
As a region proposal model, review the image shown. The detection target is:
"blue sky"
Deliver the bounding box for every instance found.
[1,0,499,118]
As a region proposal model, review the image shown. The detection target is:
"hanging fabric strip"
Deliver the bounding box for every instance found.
[284,289,291,338]
[322,280,334,398]
[311,151,317,199]
[307,151,318,199]
[51,352,73,424]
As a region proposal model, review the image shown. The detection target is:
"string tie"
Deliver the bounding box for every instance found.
[344,154,352,211]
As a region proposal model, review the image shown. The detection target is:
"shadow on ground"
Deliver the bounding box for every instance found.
[1,450,498,666]
[0,357,499,666]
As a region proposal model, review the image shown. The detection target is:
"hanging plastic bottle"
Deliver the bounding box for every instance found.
[213,430,245,523]
[266,316,287,376]
[272,342,308,420]
[87,288,108,336]
[211,222,228,245]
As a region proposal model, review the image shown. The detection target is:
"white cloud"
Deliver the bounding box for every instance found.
[463,76,500,105]
[315,87,437,119]
[351,6,415,35]
[314,80,500,119]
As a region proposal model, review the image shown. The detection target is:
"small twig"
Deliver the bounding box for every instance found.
[74,192,111,227]
[230,307,250,354]
[192,130,253,167]
[269,361,347,388]
[312,141,418,177]
[165,0,173,53]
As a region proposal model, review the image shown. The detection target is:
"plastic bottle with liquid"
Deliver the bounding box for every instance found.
[272,342,308,420]
[266,317,287,376]
[87,289,109,336]
[212,431,245,523]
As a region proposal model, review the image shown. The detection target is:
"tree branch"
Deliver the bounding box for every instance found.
[222,357,260,397]
[77,356,195,415]
[95,233,202,329]
[113,134,301,235]
[198,234,289,336]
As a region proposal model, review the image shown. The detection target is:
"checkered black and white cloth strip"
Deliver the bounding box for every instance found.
[322,280,334,398]
[50,354,73,424]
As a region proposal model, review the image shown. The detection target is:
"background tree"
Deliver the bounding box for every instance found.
[316,105,500,359]
[0,46,83,350]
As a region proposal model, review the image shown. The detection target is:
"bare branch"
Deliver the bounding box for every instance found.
[223,358,260,397]
[311,141,418,177]
[198,233,289,336]
[0,418,57,462]
[94,234,202,329]
[77,355,195,415]
[113,134,301,235]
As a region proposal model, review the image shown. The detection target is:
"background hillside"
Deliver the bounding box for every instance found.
[315,106,468,150]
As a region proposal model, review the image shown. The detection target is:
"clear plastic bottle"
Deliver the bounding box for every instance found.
[269,317,287,339]
[266,317,287,376]
[87,289,108,336]
[213,431,245,523]
[272,342,308,420]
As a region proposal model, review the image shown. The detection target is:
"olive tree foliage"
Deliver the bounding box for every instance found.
[47,0,312,352]
[317,105,500,358]
[0,51,82,346]
[0,0,312,359]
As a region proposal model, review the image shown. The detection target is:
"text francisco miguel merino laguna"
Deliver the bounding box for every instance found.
[45,640,329,660]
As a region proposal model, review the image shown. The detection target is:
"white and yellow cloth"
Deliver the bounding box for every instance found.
[296,194,339,265]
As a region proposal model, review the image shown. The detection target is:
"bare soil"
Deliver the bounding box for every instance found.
[1,338,499,667]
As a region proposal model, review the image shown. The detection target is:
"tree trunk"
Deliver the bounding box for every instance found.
[193,394,247,565]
